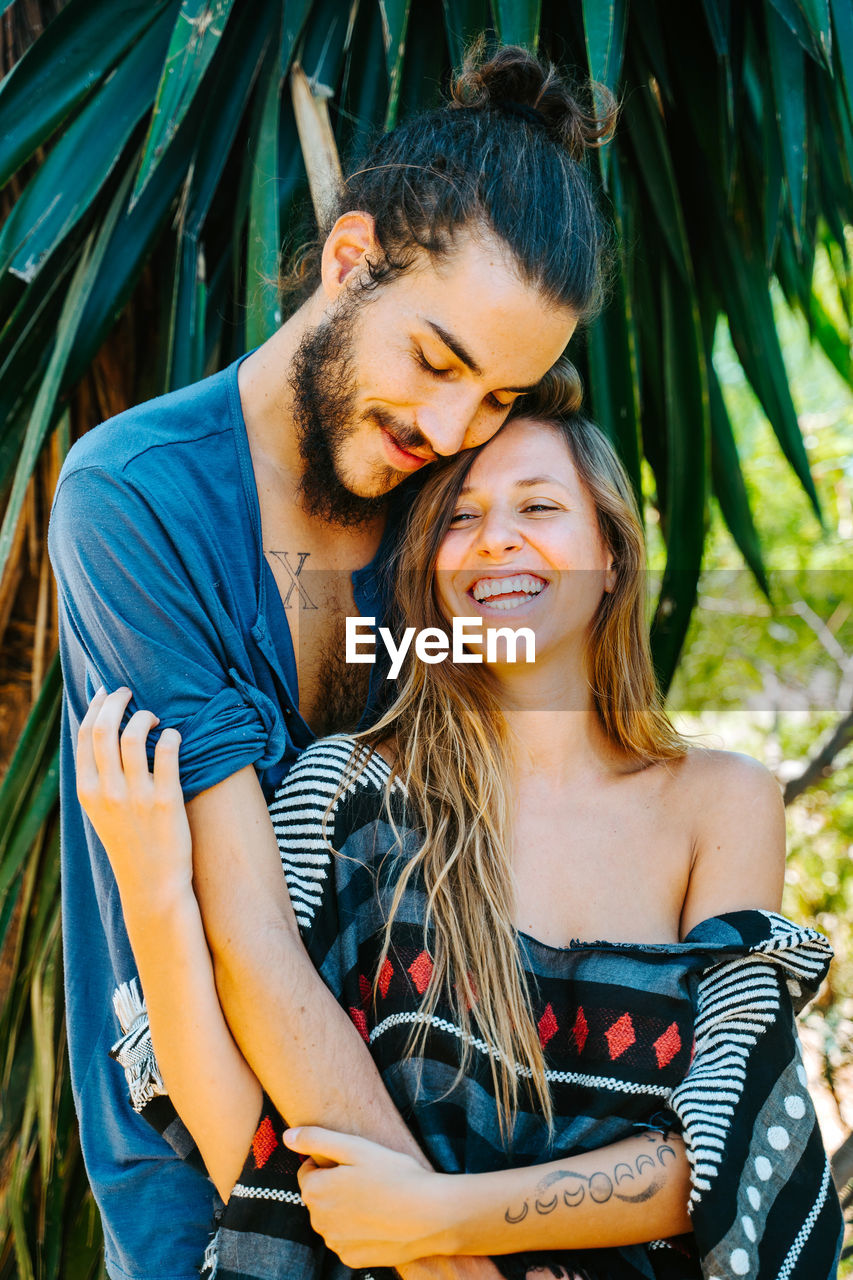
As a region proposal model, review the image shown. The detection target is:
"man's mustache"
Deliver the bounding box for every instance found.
[367,408,435,462]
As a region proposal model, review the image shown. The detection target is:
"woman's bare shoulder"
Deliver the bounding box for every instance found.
[639,744,782,819]
[674,744,782,802]
[669,747,787,931]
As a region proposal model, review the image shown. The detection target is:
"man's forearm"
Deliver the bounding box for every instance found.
[211,919,430,1165]
[212,925,504,1280]
[188,769,502,1278]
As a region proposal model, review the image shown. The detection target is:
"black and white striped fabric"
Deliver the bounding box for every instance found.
[119,735,844,1279]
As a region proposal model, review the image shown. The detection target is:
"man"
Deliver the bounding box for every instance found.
[49,44,609,1280]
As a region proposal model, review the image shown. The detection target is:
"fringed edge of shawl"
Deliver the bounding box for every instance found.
[109,978,168,1113]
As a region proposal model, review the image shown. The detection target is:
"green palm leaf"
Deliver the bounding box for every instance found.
[0,13,173,283]
[132,0,238,205]
[494,0,541,48]
[0,0,173,190]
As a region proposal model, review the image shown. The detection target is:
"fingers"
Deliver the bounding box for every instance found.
[153,727,182,800]
[295,1156,318,1193]
[119,710,160,788]
[76,686,107,799]
[89,686,133,793]
[77,686,181,805]
[283,1126,376,1167]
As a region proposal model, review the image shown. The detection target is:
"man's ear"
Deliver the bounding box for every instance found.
[320,211,379,300]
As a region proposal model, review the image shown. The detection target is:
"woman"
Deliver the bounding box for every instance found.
[78,388,844,1279]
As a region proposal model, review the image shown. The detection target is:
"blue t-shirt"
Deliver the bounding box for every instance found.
[48,354,393,1280]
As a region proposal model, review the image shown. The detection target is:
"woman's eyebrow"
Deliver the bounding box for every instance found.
[458,475,569,494]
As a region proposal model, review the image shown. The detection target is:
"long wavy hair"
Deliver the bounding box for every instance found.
[329,365,686,1135]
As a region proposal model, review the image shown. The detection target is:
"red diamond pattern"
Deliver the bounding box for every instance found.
[252,1116,278,1169]
[408,950,434,994]
[653,1021,682,1069]
[538,1003,558,1048]
[573,1006,588,1053]
[378,958,394,998]
[349,1007,369,1042]
[358,973,371,1006]
[605,1012,636,1060]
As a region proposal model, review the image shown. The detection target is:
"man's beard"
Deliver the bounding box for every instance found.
[289,301,420,528]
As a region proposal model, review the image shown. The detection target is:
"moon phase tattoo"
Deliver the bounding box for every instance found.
[503,1132,679,1225]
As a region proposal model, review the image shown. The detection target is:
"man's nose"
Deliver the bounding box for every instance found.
[416,390,485,457]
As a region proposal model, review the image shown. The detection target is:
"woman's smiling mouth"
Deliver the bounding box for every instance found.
[468,573,548,611]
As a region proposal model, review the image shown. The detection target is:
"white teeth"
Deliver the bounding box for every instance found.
[471,575,546,602]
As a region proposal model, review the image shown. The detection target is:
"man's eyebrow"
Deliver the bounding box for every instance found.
[423,319,539,393]
[424,320,484,376]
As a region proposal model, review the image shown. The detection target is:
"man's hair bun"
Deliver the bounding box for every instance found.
[450,40,617,161]
[284,38,615,319]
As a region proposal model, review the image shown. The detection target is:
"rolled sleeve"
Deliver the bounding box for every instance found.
[177,675,288,800]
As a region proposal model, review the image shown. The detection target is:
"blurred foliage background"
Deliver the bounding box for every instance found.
[664,259,853,1267]
[0,0,851,1275]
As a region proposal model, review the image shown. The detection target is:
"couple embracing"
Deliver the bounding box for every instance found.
[49,43,843,1280]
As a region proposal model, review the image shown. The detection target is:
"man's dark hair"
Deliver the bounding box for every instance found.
[284,41,617,318]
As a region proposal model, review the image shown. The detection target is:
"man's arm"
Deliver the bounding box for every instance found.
[187,765,431,1158]
[189,766,504,1280]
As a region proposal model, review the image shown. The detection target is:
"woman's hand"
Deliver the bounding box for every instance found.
[284,1126,459,1268]
[76,687,191,913]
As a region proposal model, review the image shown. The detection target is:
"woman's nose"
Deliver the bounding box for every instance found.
[475,509,523,557]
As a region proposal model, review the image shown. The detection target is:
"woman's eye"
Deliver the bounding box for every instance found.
[448,511,479,524]
[523,503,559,513]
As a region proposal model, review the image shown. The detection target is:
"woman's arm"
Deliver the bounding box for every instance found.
[282,1124,692,1270]
[451,1127,692,1254]
[77,688,262,1198]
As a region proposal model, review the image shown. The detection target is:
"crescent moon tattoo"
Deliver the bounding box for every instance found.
[504,1202,529,1224]
[636,1153,656,1174]
[657,1143,678,1165]
[614,1162,636,1183]
[562,1183,586,1207]
[534,1194,559,1214]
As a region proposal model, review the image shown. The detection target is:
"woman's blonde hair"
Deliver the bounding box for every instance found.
[330,364,686,1136]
